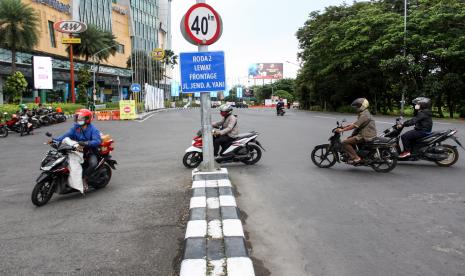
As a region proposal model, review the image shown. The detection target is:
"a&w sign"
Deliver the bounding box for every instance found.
[53,21,87,34]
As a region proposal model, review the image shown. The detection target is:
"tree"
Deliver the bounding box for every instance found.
[274,90,294,102]
[70,25,112,63]
[77,66,92,104]
[3,71,28,103]
[0,0,39,73]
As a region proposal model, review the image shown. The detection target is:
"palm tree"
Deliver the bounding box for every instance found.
[0,0,39,73]
[69,24,107,63]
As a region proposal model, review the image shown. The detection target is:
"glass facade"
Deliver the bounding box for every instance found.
[130,0,158,51]
[79,0,113,31]
[48,21,57,48]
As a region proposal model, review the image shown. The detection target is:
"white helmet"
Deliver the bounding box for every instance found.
[219,104,233,117]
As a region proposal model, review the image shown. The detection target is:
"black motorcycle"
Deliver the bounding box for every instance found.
[382,118,464,167]
[31,133,117,207]
[17,114,34,136]
[311,120,398,173]
[277,107,285,116]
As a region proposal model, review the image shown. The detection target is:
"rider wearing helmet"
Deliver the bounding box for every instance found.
[399,97,433,158]
[55,109,102,185]
[276,98,285,115]
[336,98,378,164]
[212,104,238,156]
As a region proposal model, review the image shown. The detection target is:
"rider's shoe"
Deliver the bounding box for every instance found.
[399,151,411,158]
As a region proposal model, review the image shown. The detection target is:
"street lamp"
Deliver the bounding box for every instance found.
[401,0,408,116]
[92,44,119,108]
[286,60,300,67]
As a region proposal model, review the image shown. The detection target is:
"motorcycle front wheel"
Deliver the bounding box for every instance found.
[31,180,55,207]
[242,144,262,165]
[371,149,397,173]
[183,152,203,168]
[311,144,337,168]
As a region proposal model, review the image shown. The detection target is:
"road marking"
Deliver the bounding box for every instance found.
[436,122,452,125]
[137,112,158,123]
[314,115,337,120]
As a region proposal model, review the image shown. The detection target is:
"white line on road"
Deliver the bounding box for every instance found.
[137,112,159,123]
[314,116,337,120]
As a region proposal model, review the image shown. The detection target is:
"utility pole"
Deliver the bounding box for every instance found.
[401,0,408,116]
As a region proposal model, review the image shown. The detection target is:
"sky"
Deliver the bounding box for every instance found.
[170,0,347,87]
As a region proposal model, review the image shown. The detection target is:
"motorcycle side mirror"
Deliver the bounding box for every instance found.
[342,119,347,123]
[336,121,340,126]
[45,132,53,137]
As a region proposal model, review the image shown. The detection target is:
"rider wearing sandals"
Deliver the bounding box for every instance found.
[336,98,378,164]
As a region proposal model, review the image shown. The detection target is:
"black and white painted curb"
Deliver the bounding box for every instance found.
[180,168,255,276]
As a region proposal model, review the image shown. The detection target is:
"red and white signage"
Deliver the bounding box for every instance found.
[181,3,223,46]
[53,20,87,34]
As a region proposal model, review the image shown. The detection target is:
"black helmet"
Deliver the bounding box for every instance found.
[351,98,369,112]
[412,97,431,110]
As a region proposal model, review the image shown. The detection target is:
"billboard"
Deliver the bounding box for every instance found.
[248,63,283,79]
[33,56,53,89]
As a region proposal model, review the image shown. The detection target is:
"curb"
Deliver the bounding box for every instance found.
[180,168,255,276]
[135,108,167,120]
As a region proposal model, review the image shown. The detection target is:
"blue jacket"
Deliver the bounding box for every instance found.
[55,124,102,149]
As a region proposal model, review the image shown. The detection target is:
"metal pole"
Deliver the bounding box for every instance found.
[198,0,217,172]
[69,34,76,104]
[401,0,407,116]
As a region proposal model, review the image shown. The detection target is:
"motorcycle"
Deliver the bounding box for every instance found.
[183,130,265,168]
[17,115,34,136]
[277,107,285,116]
[382,118,464,167]
[31,132,117,207]
[311,120,398,173]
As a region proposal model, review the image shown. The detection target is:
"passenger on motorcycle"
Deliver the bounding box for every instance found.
[54,109,102,188]
[212,104,238,156]
[398,97,433,158]
[335,98,378,164]
[276,98,285,115]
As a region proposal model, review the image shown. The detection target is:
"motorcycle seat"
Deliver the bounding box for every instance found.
[234,132,257,140]
[366,137,393,144]
[417,130,447,142]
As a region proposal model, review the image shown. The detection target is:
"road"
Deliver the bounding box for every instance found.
[1,108,465,276]
[0,110,203,275]
[226,108,465,276]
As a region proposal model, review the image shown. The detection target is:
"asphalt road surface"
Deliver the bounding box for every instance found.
[0,110,204,275]
[226,108,465,276]
[1,108,465,276]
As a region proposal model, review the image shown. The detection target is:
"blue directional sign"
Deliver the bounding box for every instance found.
[180,51,226,93]
[130,83,141,92]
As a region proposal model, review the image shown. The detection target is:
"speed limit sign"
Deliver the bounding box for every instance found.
[181,3,223,46]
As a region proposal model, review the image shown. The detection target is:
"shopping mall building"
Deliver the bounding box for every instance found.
[0,0,172,104]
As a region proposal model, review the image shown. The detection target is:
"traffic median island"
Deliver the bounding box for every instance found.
[180,168,255,276]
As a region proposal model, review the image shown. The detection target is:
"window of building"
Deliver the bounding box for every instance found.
[117,44,125,54]
[48,21,57,48]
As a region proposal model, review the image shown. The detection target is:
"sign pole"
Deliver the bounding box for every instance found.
[198,0,217,172]
[69,34,76,104]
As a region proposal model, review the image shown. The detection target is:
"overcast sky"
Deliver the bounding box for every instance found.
[170,0,347,87]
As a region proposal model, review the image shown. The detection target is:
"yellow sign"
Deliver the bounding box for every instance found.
[119,100,137,120]
[152,48,165,60]
[62,38,81,44]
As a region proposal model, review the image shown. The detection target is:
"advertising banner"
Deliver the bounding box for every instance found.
[248,63,283,79]
[171,80,180,97]
[120,100,137,120]
[33,56,53,89]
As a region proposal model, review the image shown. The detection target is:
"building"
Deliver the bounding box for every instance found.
[0,0,172,104]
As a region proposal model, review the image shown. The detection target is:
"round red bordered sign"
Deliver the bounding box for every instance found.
[124,106,131,113]
[183,3,222,45]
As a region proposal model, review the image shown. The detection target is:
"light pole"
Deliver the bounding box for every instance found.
[401,0,408,116]
[92,44,118,107]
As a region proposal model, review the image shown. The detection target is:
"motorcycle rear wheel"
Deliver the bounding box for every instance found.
[89,164,112,189]
[0,126,8,138]
[242,144,262,165]
[371,149,397,173]
[311,144,337,168]
[183,152,203,168]
[31,180,55,207]
[435,145,459,167]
